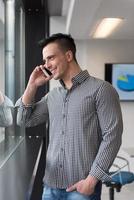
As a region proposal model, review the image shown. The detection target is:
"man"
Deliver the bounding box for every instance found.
[16,33,123,200]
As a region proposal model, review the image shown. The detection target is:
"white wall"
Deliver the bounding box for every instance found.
[50,16,66,35]
[76,39,134,149]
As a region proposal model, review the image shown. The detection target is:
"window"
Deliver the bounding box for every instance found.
[0,0,25,168]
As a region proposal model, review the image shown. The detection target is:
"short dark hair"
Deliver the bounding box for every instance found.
[39,33,77,62]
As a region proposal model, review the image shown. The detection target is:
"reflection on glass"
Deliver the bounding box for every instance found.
[0,91,13,127]
[0,92,15,168]
[0,0,25,169]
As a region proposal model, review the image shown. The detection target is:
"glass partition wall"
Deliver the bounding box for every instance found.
[0,0,25,168]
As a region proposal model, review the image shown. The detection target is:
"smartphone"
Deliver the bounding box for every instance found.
[41,67,52,77]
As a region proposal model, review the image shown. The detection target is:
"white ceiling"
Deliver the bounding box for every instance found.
[62,0,134,40]
[1,0,134,40]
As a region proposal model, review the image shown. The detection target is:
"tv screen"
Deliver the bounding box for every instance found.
[105,63,134,101]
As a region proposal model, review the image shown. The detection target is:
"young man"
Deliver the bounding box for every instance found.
[16,33,123,200]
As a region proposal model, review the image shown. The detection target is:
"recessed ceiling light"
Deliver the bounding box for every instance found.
[92,18,123,38]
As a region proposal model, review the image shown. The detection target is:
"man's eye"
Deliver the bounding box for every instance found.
[50,56,54,60]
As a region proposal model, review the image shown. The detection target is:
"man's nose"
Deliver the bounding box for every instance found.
[45,61,51,69]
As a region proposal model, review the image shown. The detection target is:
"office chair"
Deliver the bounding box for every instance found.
[104,156,134,200]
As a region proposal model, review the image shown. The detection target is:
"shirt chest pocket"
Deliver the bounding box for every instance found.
[68,96,96,118]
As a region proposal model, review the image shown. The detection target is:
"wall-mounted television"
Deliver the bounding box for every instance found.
[105,63,134,101]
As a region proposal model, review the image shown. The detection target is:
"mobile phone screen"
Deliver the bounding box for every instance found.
[41,67,52,77]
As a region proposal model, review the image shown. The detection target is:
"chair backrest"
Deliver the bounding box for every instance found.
[109,156,134,185]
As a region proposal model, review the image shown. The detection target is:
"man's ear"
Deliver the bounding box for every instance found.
[66,50,73,62]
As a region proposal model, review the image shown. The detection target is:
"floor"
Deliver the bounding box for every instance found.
[101,182,134,199]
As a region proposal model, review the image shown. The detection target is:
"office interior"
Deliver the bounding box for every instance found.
[0,0,134,199]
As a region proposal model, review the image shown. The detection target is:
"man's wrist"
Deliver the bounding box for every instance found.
[22,84,37,105]
[86,175,99,187]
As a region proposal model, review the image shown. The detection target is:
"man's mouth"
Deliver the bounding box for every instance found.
[51,68,57,75]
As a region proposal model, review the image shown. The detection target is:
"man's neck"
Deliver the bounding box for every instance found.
[62,64,81,89]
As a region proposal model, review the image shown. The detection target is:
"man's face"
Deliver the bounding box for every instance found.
[42,42,70,80]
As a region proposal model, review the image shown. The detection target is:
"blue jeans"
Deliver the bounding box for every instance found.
[42,182,102,200]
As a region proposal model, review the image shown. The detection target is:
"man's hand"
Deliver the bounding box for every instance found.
[66,175,98,196]
[22,65,53,105]
[28,65,52,88]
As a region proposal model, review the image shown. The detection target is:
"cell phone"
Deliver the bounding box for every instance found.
[41,67,52,77]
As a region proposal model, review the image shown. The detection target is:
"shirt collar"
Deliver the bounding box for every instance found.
[59,70,90,88]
